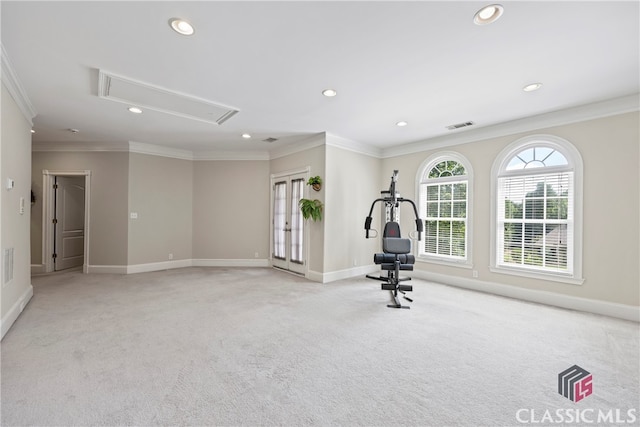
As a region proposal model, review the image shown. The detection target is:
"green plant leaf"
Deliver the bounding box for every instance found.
[299,198,323,221]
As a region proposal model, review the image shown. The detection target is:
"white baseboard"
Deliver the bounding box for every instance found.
[308,264,378,283]
[1,284,34,340]
[192,259,270,268]
[306,270,323,283]
[127,259,192,274]
[411,270,639,322]
[30,264,45,275]
[86,264,128,274]
[86,259,270,274]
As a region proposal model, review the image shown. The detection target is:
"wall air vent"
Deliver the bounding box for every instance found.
[262,137,278,143]
[3,247,14,286]
[97,70,239,125]
[446,121,475,130]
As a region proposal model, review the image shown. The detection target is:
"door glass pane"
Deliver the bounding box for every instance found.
[290,178,304,263]
[273,181,286,259]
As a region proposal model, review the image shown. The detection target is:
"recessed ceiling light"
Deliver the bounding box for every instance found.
[523,82,543,92]
[396,121,408,127]
[169,18,195,36]
[322,89,337,97]
[474,4,504,25]
[68,128,80,134]
[128,106,143,114]
[241,133,252,139]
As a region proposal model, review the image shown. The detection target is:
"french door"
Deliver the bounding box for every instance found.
[272,172,306,274]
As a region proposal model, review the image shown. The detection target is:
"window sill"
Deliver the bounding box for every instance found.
[490,266,584,285]
[417,256,472,269]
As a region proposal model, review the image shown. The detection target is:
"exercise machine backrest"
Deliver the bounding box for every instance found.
[364,170,423,241]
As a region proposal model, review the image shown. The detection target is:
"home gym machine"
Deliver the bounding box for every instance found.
[364,170,423,309]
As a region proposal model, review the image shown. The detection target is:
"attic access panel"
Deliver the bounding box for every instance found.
[98,70,239,125]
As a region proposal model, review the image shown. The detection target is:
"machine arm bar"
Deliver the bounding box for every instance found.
[396,198,423,241]
[364,198,386,238]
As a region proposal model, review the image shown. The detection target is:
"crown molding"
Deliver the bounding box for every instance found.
[130,141,272,160]
[382,94,640,159]
[128,141,194,160]
[32,141,129,152]
[193,151,270,161]
[268,132,326,159]
[33,140,270,161]
[325,132,382,158]
[1,44,37,125]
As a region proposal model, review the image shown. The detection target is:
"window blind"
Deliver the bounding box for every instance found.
[419,180,467,260]
[497,171,573,273]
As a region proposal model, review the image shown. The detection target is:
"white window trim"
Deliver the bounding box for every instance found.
[415,151,473,268]
[490,135,584,284]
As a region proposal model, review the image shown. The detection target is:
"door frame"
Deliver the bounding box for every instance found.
[42,170,91,274]
[270,166,310,276]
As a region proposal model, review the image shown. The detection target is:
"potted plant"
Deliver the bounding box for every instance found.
[299,198,323,222]
[307,176,322,191]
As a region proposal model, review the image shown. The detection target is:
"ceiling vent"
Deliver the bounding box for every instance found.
[262,137,278,143]
[98,70,239,125]
[446,121,475,131]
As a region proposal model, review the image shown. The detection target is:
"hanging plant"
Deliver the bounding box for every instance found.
[307,176,322,191]
[299,198,323,222]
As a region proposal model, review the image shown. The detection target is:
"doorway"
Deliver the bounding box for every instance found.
[42,170,91,273]
[53,176,85,271]
[271,170,308,275]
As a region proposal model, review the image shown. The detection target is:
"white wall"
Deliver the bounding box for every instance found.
[192,159,270,263]
[382,112,639,310]
[128,153,193,268]
[1,82,34,338]
[324,138,381,278]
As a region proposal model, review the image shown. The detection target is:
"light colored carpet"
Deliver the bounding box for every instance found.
[1,267,638,426]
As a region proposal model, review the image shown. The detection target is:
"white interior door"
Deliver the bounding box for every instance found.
[54,176,85,271]
[272,173,306,274]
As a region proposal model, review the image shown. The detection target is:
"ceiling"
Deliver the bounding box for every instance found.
[2,1,639,156]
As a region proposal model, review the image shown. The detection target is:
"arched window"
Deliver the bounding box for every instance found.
[417,152,472,265]
[491,135,583,283]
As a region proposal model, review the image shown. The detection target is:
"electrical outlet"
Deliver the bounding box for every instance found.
[472,270,478,278]
[254,252,259,258]
[168,253,173,260]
